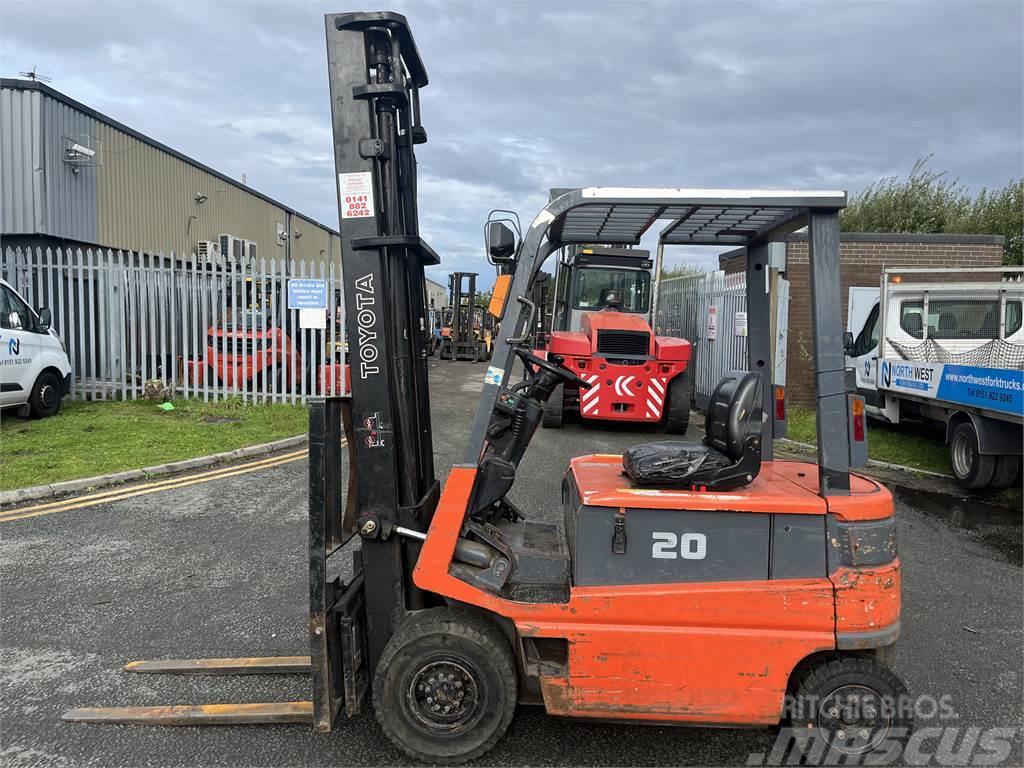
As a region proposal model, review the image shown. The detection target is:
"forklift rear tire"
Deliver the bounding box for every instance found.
[989,454,1022,489]
[787,654,911,759]
[373,608,517,765]
[949,421,995,489]
[661,370,693,434]
[542,384,564,428]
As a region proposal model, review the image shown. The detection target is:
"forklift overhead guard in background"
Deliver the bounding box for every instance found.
[65,10,909,765]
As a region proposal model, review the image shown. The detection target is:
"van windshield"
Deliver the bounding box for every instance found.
[573,268,650,312]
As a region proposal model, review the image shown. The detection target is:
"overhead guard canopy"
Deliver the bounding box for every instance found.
[543,187,847,248]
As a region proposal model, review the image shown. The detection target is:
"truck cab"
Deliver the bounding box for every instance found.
[845,269,1024,488]
[541,245,693,431]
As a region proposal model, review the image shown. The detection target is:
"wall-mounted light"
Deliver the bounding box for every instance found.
[294,230,303,240]
[194,192,208,205]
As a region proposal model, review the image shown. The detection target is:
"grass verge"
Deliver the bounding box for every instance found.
[1,398,308,491]
[785,406,951,475]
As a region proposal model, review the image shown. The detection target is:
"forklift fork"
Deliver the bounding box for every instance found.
[63,398,367,731]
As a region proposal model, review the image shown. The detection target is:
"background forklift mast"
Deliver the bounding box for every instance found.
[441,271,487,361]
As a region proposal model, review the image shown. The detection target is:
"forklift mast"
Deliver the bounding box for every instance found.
[324,11,441,676]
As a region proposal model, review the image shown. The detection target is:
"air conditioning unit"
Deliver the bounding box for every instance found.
[244,239,258,264]
[196,240,224,268]
[218,234,245,265]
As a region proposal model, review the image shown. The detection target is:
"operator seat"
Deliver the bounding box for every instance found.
[622,371,764,491]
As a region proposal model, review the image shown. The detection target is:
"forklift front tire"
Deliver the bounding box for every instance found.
[787,654,912,759]
[542,384,564,428]
[373,608,517,765]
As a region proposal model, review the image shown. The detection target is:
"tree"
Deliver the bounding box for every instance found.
[840,156,1023,265]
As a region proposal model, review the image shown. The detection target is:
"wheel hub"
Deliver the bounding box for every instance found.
[40,384,57,409]
[817,685,891,754]
[408,657,481,733]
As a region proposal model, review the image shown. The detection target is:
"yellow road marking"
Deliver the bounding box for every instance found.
[0,449,317,523]
[0,448,309,517]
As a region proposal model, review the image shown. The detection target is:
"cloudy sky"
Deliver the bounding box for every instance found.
[2,0,1021,285]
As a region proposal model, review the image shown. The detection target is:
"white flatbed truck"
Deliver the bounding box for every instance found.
[845,267,1023,489]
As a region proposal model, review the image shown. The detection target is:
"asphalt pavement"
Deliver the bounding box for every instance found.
[2,360,1021,767]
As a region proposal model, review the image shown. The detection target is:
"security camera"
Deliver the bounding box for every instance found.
[194,193,208,205]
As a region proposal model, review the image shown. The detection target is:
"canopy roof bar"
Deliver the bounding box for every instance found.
[543,187,847,248]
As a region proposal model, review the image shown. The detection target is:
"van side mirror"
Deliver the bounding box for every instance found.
[487,221,517,262]
[843,331,855,355]
[38,307,52,332]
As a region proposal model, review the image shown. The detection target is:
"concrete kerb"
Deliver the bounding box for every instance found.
[0,434,308,508]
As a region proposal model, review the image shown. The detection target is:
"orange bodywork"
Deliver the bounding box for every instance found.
[415,456,897,729]
[415,459,897,725]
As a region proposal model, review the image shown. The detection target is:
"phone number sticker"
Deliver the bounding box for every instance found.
[339,172,375,219]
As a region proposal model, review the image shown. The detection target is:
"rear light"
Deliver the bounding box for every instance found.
[852,397,866,442]
[774,385,786,421]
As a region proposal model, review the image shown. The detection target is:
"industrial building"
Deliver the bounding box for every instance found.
[0,79,339,268]
[424,277,448,309]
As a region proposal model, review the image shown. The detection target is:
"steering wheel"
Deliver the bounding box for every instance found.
[513,348,592,389]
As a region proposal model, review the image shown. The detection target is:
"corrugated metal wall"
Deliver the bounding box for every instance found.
[1,87,44,234]
[41,94,99,241]
[2,83,338,269]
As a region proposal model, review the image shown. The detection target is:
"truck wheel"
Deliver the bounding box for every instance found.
[661,370,693,434]
[949,421,995,489]
[787,654,911,759]
[29,371,62,419]
[542,384,564,428]
[373,608,517,765]
[989,455,1022,489]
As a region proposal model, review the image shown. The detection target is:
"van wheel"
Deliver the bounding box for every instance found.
[787,655,911,759]
[949,421,995,489]
[373,608,517,765]
[542,384,564,428]
[29,371,62,419]
[989,455,1022,489]
[27,370,62,417]
[661,370,693,434]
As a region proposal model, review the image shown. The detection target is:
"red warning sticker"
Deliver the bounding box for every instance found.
[339,172,375,219]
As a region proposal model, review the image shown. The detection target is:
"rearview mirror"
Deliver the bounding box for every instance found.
[487,221,517,262]
[843,331,855,355]
[38,307,52,332]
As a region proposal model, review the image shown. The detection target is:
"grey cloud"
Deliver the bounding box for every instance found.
[2,0,1020,283]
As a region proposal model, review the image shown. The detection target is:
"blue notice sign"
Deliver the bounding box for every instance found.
[287,279,328,310]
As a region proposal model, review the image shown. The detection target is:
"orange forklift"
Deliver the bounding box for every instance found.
[66,12,908,765]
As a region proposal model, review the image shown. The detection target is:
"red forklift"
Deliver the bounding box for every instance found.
[538,242,693,431]
[67,12,908,765]
[440,272,487,362]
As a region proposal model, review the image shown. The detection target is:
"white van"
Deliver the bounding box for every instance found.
[0,278,72,418]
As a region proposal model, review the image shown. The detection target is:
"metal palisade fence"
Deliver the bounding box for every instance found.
[2,246,347,404]
[655,270,789,409]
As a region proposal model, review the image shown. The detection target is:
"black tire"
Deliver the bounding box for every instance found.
[787,654,912,760]
[29,370,62,419]
[989,454,1022,489]
[542,383,564,428]
[949,421,995,489]
[661,369,693,434]
[373,608,517,765]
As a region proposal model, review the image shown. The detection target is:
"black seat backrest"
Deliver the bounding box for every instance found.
[703,371,761,460]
